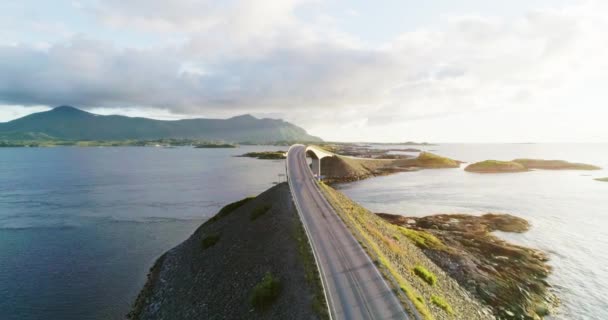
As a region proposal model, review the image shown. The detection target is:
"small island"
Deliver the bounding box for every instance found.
[513,159,601,170]
[466,158,601,173]
[238,151,286,160]
[595,177,608,182]
[465,160,528,173]
[194,143,237,148]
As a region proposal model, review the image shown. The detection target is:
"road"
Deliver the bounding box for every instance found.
[286,144,408,320]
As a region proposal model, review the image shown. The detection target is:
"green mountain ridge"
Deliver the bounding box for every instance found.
[0,106,322,143]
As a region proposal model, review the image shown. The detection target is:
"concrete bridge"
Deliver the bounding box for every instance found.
[304,145,335,180]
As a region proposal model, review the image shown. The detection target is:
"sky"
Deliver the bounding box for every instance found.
[1,0,607,142]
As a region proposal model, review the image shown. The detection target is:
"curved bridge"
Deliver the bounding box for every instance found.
[305,145,335,180]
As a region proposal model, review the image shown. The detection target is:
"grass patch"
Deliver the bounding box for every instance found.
[206,197,254,224]
[250,204,271,221]
[293,220,329,319]
[201,233,220,250]
[513,158,600,170]
[413,266,437,286]
[430,295,454,315]
[250,272,282,310]
[398,227,446,250]
[415,152,460,168]
[465,160,527,173]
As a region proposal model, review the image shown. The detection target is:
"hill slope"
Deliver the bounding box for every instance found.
[129,183,327,320]
[0,106,322,143]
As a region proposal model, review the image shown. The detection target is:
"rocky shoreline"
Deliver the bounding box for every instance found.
[377,212,558,319]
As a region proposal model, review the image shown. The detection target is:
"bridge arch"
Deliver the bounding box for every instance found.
[305,146,335,180]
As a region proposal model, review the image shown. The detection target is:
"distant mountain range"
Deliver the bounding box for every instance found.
[0,106,322,143]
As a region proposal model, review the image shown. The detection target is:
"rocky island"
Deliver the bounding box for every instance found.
[466,158,601,173]
[194,143,237,148]
[238,151,286,159]
[595,177,608,182]
[465,160,528,173]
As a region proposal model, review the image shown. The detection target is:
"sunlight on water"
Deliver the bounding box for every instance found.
[338,143,608,320]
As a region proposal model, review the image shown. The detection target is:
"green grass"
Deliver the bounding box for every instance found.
[430,295,454,315]
[513,158,600,170]
[414,266,437,286]
[318,182,435,320]
[398,227,446,250]
[250,204,271,221]
[415,152,460,168]
[201,233,220,249]
[293,220,329,319]
[465,160,527,173]
[206,197,254,224]
[250,272,282,310]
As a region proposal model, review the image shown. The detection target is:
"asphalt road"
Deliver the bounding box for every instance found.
[287,144,408,320]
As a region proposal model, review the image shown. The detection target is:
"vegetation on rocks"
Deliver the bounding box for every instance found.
[465,160,528,173]
[250,204,271,221]
[513,158,600,170]
[250,272,282,310]
[206,197,254,224]
[194,143,236,148]
[201,233,220,249]
[239,151,286,159]
[413,266,437,286]
[318,182,492,320]
[466,158,601,173]
[319,152,462,183]
[378,212,556,319]
[431,295,454,315]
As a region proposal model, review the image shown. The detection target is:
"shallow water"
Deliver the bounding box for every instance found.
[336,143,608,320]
[0,146,286,320]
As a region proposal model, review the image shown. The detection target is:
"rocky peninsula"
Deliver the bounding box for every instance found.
[128,183,326,320]
[377,212,556,319]
[466,158,601,173]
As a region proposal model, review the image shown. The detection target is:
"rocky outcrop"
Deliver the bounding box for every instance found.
[320,152,462,183]
[378,212,557,319]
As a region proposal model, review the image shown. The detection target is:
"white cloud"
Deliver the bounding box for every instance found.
[0,0,607,141]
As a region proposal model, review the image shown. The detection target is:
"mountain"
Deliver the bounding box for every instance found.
[0,106,322,143]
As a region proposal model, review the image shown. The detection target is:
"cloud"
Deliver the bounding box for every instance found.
[0,0,607,141]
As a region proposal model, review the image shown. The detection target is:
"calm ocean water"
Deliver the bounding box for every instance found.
[1,144,606,319]
[0,146,286,320]
[337,143,608,320]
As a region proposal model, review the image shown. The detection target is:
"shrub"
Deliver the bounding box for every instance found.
[201,233,220,249]
[431,295,454,315]
[250,204,271,221]
[398,227,446,250]
[206,197,254,224]
[250,272,281,310]
[413,265,437,286]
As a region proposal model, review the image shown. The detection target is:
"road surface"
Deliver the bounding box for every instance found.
[287,144,408,320]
